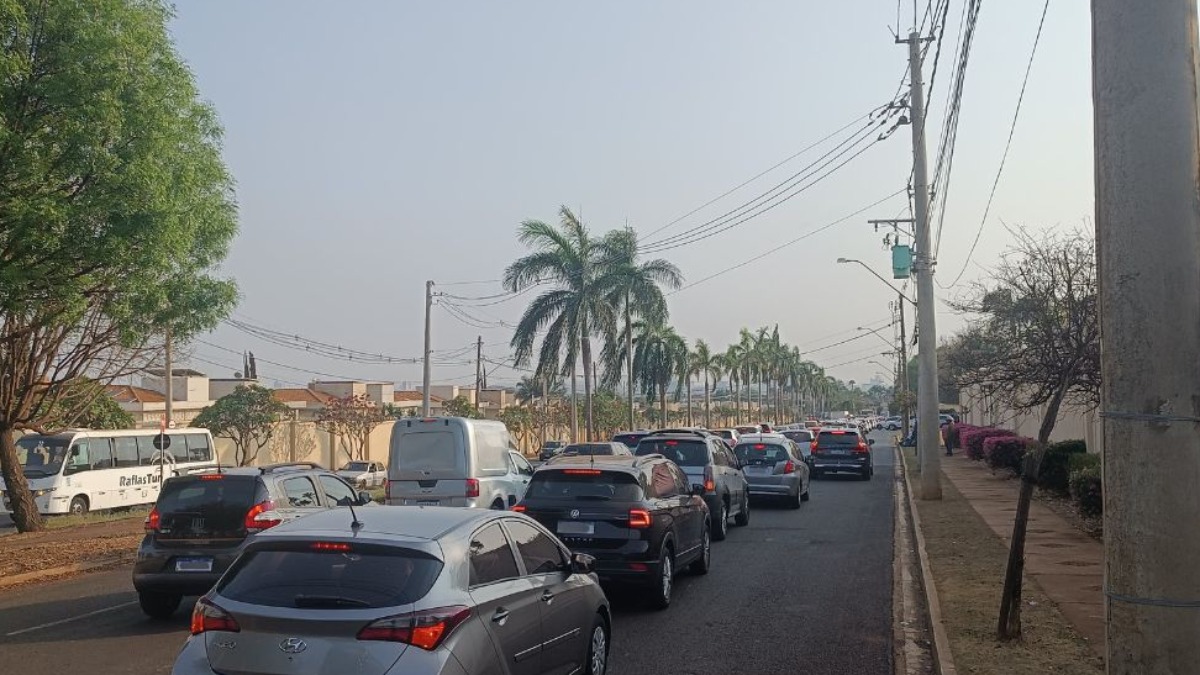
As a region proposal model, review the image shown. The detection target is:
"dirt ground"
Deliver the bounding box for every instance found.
[904,449,1104,674]
[0,515,144,579]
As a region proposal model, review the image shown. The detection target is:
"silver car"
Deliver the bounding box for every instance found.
[734,433,811,508]
[172,506,612,675]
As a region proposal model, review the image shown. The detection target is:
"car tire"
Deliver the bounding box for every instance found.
[68,495,89,516]
[733,493,750,527]
[789,489,802,509]
[649,547,674,610]
[711,501,728,541]
[138,591,181,619]
[801,484,811,502]
[585,613,610,675]
[690,524,712,575]
[861,469,872,481]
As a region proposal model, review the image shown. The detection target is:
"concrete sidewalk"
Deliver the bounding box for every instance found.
[939,452,1105,657]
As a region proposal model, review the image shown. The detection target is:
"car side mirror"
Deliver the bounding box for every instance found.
[868,439,876,446]
[357,490,373,505]
[570,552,596,575]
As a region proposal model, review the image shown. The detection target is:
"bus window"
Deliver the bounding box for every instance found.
[167,433,188,463]
[90,439,114,469]
[185,433,212,462]
[136,436,158,465]
[114,437,139,468]
[64,442,92,475]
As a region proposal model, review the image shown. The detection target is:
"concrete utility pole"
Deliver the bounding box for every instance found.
[422,280,434,416]
[474,335,483,411]
[1093,1,1200,668]
[902,29,941,499]
[895,297,911,438]
[164,329,174,427]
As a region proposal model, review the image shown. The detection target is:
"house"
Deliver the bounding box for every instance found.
[392,390,444,415]
[271,387,337,421]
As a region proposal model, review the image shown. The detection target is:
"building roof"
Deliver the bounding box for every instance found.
[394,390,443,403]
[144,368,208,377]
[106,384,166,404]
[272,388,336,405]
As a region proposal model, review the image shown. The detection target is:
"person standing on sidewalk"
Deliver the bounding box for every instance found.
[942,419,957,456]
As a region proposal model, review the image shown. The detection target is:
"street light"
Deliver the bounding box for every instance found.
[857,325,895,349]
[836,258,916,305]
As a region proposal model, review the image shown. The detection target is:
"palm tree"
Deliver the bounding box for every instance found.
[600,228,682,431]
[691,340,723,428]
[627,318,688,425]
[504,207,619,441]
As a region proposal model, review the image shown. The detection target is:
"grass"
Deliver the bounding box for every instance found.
[369,487,386,504]
[902,448,1103,674]
[44,506,149,530]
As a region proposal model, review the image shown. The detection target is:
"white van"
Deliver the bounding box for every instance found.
[2,428,217,516]
[385,417,534,509]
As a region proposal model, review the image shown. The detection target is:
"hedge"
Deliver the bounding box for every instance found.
[983,435,1033,475]
[962,427,1016,461]
[1038,439,1088,495]
[1069,453,1102,517]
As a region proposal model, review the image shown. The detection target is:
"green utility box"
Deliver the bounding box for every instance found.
[892,245,913,279]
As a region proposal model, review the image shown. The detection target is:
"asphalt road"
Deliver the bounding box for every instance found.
[0,434,896,675]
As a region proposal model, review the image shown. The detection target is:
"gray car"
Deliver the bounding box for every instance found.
[172,506,612,675]
[734,434,811,509]
[634,430,750,541]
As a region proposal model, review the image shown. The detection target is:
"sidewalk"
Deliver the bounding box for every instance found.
[939,452,1105,657]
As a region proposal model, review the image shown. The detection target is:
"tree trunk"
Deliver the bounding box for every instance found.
[625,295,635,431]
[659,382,668,426]
[1037,377,1071,444]
[570,358,578,443]
[704,372,711,428]
[734,380,741,425]
[998,445,1048,640]
[0,426,44,532]
[582,334,595,442]
[686,375,693,426]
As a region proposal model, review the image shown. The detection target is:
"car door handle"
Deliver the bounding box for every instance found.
[492,608,510,623]
[540,590,555,604]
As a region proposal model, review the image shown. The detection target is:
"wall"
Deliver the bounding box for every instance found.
[141,375,209,403]
[211,418,397,469]
[958,385,1103,453]
[208,378,258,400]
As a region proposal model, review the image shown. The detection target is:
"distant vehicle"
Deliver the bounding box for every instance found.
[386,417,534,510]
[709,428,740,448]
[735,425,761,436]
[556,442,633,458]
[172,507,612,675]
[515,454,710,610]
[636,430,749,541]
[336,460,386,489]
[611,431,652,451]
[134,462,374,619]
[3,428,217,517]
[735,434,811,508]
[882,416,903,430]
[539,439,567,461]
[811,429,875,481]
[781,429,815,466]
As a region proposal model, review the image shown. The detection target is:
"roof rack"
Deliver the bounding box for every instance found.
[260,461,324,474]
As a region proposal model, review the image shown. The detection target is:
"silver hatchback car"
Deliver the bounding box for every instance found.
[733,434,811,508]
[172,507,612,675]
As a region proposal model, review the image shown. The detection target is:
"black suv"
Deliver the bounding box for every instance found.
[635,430,750,541]
[514,454,711,609]
[133,462,374,618]
[810,429,876,480]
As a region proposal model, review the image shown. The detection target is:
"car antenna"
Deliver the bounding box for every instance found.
[348,500,363,531]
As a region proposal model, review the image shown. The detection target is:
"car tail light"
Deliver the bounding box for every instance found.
[810,440,820,453]
[357,605,471,650]
[854,442,870,454]
[190,597,240,635]
[144,506,160,533]
[703,466,715,493]
[628,509,652,528]
[465,478,480,499]
[199,474,224,481]
[628,562,648,572]
[311,542,352,552]
[562,469,602,475]
[244,499,281,532]
[511,504,526,512]
[782,460,796,474]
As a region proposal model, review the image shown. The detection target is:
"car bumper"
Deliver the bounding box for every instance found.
[134,544,240,596]
[813,459,871,473]
[747,482,798,496]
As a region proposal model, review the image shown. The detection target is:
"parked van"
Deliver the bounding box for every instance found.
[385,417,535,509]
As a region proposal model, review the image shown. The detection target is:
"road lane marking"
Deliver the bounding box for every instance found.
[5,600,138,636]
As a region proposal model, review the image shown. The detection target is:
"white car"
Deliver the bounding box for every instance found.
[336,460,387,489]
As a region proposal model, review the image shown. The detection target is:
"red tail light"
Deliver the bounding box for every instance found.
[244,499,281,532]
[511,504,526,513]
[144,506,160,532]
[465,478,480,499]
[782,460,796,474]
[810,440,820,454]
[311,542,352,552]
[190,597,240,635]
[628,508,652,528]
[854,442,870,454]
[358,605,471,650]
[703,466,715,493]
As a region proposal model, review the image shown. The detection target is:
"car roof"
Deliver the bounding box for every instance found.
[542,453,647,469]
[736,433,789,443]
[259,505,503,542]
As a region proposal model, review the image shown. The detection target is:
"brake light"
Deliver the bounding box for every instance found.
[311,542,352,552]
[703,465,715,493]
[358,605,471,650]
[854,442,870,454]
[511,504,527,512]
[562,469,602,475]
[244,499,281,532]
[199,474,224,481]
[665,440,678,446]
[628,509,652,528]
[144,506,160,532]
[831,430,847,435]
[782,460,796,474]
[190,597,240,635]
[753,444,766,449]
[465,478,480,499]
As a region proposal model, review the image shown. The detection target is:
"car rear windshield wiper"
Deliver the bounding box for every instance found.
[293,595,372,608]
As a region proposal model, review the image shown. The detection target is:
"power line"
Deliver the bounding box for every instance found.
[931,0,981,259]
[225,316,425,364]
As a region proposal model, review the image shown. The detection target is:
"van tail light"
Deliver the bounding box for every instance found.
[465,478,480,499]
[190,597,240,635]
[703,466,716,493]
[144,506,160,533]
[782,460,796,474]
[854,442,870,454]
[628,509,652,528]
[244,499,281,532]
[358,605,471,650]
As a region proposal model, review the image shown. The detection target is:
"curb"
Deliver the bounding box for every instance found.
[897,444,958,675]
[0,555,128,590]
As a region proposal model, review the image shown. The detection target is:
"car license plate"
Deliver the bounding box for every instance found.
[174,557,213,573]
[828,450,850,456]
[557,521,595,535]
[416,500,439,506]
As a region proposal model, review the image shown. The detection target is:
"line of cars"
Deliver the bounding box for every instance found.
[140,416,871,674]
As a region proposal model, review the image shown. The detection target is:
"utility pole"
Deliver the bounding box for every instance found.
[1094,0,1200,668]
[474,335,483,412]
[902,28,941,499]
[164,329,174,427]
[896,297,910,438]
[422,280,434,416]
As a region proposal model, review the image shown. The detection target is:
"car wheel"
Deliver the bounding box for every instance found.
[585,614,610,675]
[733,493,750,526]
[789,489,802,509]
[690,524,712,575]
[861,469,872,481]
[711,501,728,541]
[801,482,811,501]
[68,496,88,516]
[649,548,674,610]
[138,591,181,619]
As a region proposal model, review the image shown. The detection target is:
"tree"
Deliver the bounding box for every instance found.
[37,380,135,430]
[317,394,388,462]
[504,207,620,441]
[442,395,483,419]
[0,1,239,532]
[627,318,688,425]
[944,229,1099,443]
[194,386,288,466]
[691,340,723,428]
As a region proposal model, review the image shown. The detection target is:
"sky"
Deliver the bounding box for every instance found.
[165,0,1093,392]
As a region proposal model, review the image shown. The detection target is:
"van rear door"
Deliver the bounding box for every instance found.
[387,420,468,506]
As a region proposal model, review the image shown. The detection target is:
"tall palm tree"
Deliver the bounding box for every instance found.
[691,340,723,429]
[719,349,741,425]
[504,207,618,441]
[627,318,688,425]
[600,229,682,431]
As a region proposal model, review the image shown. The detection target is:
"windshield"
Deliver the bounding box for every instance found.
[526,470,643,501]
[636,438,710,467]
[816,431,861,448]
[735,443,792,465]
[340,462,370,472]
[16,436,71,477]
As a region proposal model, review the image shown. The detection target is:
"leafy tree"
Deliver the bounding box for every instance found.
[442,395,482,419]
[626,318,688,425]
[194,386,288,466]
[691,340,723,428]
[37,380,135,430]
[0,0,239,531]
[317,394,389,461]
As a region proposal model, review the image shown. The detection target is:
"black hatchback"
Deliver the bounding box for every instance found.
[514,454,711,609]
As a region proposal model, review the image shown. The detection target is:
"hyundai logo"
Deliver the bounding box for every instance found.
[569,509,580,518]
[279,638,307,654]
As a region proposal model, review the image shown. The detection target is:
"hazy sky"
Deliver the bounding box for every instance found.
[167,0,1093,391]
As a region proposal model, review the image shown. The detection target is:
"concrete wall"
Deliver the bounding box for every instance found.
[208,378,259,400]
[958,385,1103,453]
[142,375,209,403]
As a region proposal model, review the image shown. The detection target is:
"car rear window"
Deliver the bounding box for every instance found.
[563,443,616,456]
[396,431,458,471]
[816,431,861,447]
[635,439,710,467]
[735,426,759,435]
[711,430,734,440]
[217,544,443,609]
[155,476,260,536]
[527,470,643,501]
[612,434,645,447]
[735,444,792,465]
[783,431,813,443]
